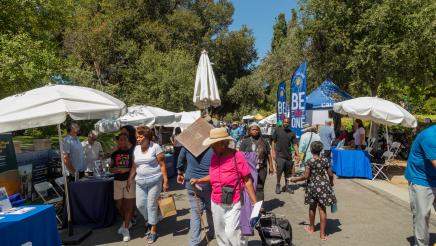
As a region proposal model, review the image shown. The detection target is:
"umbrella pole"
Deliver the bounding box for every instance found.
[58,124,73,236]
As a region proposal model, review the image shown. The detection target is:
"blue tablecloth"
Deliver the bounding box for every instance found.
[63,177,115,229]
[0,205,61,246]
[332,149,373,179]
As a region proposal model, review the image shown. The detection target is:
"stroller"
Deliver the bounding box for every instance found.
[255,212,293,246]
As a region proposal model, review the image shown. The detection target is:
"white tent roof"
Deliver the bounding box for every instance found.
[259,113,277,125]
[333,97,417,128]
[0,85,127,133]
[193,50,221,109]
[95,105,181,133]
[165,111,201,130]
[242,115,254,120]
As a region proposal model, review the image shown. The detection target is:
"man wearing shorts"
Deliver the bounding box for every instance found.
[111,133,136,242]
[272,118,299,194]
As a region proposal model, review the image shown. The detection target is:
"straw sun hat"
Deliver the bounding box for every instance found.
[202,127,235,146]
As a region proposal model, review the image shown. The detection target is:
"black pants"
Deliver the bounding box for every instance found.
[256,165,268,201]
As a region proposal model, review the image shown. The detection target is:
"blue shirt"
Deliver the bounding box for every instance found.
[63,135,86,172]
[177,147,213,191]
[230,128,242,141]
[319,126,336,151]
[405,125,436,187]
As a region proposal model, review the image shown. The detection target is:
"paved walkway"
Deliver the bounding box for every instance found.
[81,176,436,246]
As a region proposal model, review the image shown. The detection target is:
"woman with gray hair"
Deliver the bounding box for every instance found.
[298,124,321,170]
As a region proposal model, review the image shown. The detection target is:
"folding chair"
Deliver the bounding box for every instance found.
[389,142,402,157]
[365,138,376,157]
[371,150,395,181]
[34,181,63,223]
[54,177,65,193]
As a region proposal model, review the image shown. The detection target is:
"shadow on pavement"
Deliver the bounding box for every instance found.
[407,233,436,246]
[159,216,190,237]
[297,218,342,236]
[263,198,286,211]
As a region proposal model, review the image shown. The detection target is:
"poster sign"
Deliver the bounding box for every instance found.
[290,62,307,138]
[277,81,287,124]
[176,118,214,157]
[0,133,20,195]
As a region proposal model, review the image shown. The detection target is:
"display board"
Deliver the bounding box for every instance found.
[175,118,214,157]
[0,133,20,195]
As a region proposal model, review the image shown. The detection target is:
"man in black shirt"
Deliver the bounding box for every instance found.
[271,118,300,194]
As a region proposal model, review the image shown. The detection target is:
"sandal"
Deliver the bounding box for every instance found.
[147,233,158,244]
[144,223,151,236]
[321,236,329,241]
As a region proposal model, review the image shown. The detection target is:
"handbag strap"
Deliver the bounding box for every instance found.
[303,133,313,162]
[233,153,245,206]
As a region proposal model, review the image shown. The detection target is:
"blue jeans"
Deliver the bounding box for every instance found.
[187,189,214,246]
[136,175,162,225]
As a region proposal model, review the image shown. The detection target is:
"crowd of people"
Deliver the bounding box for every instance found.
[60,118,341,245]
[59,117,436,245]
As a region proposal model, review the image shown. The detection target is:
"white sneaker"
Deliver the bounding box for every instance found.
[121,227,130,242]
[117,222,132,234]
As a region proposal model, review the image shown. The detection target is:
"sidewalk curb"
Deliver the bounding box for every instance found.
[350,179,410,211]
[351,179,436,225]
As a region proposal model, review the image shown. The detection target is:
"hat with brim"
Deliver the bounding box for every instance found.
[303,123,317,132]
[202,127,235,146]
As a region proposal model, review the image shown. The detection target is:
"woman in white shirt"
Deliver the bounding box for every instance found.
[128,126,169,244]
[353,119,366,150]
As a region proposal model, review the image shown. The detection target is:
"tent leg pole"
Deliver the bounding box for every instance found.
[58,124,73,236]
[386,125,389,151]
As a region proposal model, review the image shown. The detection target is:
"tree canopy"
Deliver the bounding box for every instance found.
[0,0,257,113]
[0,0,434,117]
[230,0,435,115]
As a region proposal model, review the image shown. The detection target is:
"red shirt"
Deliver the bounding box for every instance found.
[209,151,251,204]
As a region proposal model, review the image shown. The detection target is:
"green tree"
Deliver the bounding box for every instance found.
[299,0,435,99]
[0,33,60,98]
[271,13,287,52]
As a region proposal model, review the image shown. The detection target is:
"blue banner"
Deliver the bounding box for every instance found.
[290,62,307,138]
[277,81,287,124]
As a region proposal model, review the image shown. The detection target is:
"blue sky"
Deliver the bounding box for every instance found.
[229,0,298,63]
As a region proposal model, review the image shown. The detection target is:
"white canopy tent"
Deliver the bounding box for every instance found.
[333,97,417,147]
[95,105,181,133]
[193,50,221,110]
[242,115,254,121]
[258,113,277,125]
[165,111,201,130]
[0,84,127,240]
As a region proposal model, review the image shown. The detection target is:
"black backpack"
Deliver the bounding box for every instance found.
[255,212,293,246]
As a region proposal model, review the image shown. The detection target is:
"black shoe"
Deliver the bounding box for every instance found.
[275,184,281,194]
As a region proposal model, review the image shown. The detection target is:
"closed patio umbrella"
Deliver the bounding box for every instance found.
[193,50,221,110]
